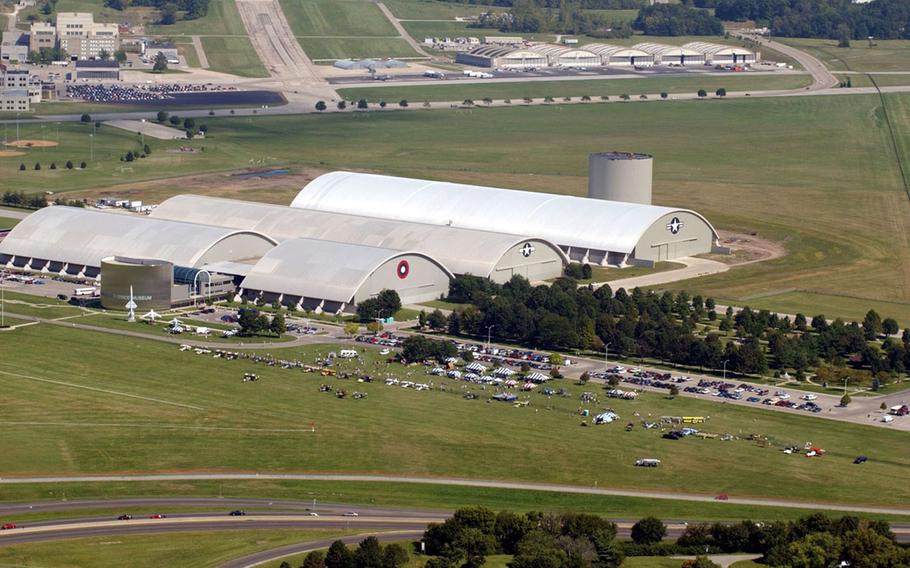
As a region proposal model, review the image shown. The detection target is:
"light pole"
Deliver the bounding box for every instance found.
[0,268,6,328]
[722,359,729,382]
[604,342,611,371]
[486,325,494,351]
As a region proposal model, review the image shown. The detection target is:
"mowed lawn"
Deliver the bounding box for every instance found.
[280,0,397,37]
[0,530,356,568]
[0,323,908,508]
[836,73,910,88]
[337,75,812,103]
[148,0,248,36]
[301,37,420,60]
[0,216,19,229]
[383,0,505,19]
[201,36,269,77]
[780,38,910,72]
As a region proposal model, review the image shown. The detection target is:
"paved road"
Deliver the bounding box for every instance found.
[374,1,433,58]
[593,257,729,291]
[191,36,210,69]
[2,473,909,516]
[0,208,30,220]
[734,33,838,90]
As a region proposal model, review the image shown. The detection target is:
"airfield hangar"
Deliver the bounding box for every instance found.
[290,167,721,266]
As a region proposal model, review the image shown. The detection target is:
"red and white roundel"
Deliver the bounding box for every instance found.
[396,260,410,279]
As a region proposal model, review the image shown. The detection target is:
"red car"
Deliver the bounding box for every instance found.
[1,523,16,530]
[715,494,729,501]
[148,514,166,519]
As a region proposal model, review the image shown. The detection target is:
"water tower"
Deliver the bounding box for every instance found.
[587,152,653,205]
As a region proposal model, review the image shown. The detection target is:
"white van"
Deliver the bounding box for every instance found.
[339,349,358,358]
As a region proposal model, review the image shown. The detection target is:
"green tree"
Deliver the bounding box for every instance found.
[169,115,181,126]
[686,557,721,568]
[494,511,531,555]
[238,307,262,336]
[357,99,369,109]
[337,100,347,110]
[302,550,326,568]
[660,92,668,99]
[183,117,196,130]
[863,309,883,339]
[153,51,169,72]
[418,310,427,329]
[34,162,41,170]
[65,160,73,169]
[882,318,899,335]
[344,322,360,337]
[354,536,383,568]
[428,309,447,331]
[669,384,679,397]
[270,311,286,336]
[80,161,87,169]
[840,393,852,407]
[549,352,564,368]
[715,87,726,97]
[80,113,92,123]
[157,110,169,123]
[143,144,151,156]
[381,543,409,568]
[325,540,354,568]
[98,48,110,60]
[18,163,25,171]
[315,100,327,111]
[114,48,127,63]
[697,89,707,98]
[399,99,408,107]
[159,3,178,25]
[630,516,666,545]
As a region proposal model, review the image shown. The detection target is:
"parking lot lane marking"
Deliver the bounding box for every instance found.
[0,369,204,411]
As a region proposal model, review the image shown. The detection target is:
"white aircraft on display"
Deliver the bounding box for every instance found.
[141,309,161,322]
[125,286,138,322]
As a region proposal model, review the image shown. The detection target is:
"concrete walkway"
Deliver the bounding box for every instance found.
[374,1,433,58]
[191,35,210,69]
[593,257,729,291]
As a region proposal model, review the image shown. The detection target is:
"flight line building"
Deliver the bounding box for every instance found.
[0,155,722,314]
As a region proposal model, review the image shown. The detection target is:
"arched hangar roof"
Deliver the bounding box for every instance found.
[0,206,277,268]
[150,195,567,278]
[682,42,754,56]
[526,44,597,58]
[584,43,651,58]
[633,42,702,57]
[290,172,718,255]
[239,238,454,305]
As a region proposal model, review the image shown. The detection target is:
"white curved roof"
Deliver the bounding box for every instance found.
[581,43,650,58]
[465,45,543,59]
[633,42,702,56]
[240,238,453,303]
[0,206,276,268]
[682,42,754,56]
[290,172,718,254]
[527,44,597,58]
[150,195,567,277]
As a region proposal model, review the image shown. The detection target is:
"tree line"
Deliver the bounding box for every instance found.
[470,0,635,36]
[279,537,410,568]
[712,0,910,40]
[418,508,907,567]
[435,0,645,8]
[437,274,905,383]
[103,0,210,24]
[632,3,723,36]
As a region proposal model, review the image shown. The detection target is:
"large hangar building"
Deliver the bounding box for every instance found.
[290,170,721,266]
[240,239,453,312]
[0,206,276,279]
[150,195,567,283]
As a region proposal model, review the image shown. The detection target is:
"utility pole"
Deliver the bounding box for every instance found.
[604,342,611,371]
[486,325,494,351]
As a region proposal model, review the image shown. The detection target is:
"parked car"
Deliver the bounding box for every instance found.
[1,523,16,530]
[715,494,729,501]
[149,514,166,519]
[853,456,868,464]
[229,510,246,516]
[117,514,132,520]
[343,512,359,517]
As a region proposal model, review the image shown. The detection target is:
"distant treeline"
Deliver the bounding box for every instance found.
[103,0,210,23]
[709,0,910,40]
[436,0,645,8]
[633,3,723,35]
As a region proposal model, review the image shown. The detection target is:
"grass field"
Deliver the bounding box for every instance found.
[200,36,269,77]
[0,216,19,229]
[301,37,420,60]
[384,0,504,19]
[0,323,908,508]
[836,73,910,88]
[280,0,397,37]
[0,529,355,568]
[3,93,910,322]
[148,0,248,36]
[337,75,811,103]
[338,75,811,104]
[583,8,639,22]
[780,38,910,72]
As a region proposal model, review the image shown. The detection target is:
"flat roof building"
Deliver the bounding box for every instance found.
[74,59,120,80]
[1,32,29,63]
[291,172,721,266]
[56,12,120,59]
[0,88,29,112]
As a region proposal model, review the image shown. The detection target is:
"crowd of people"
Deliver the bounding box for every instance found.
[66,82,235,102]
